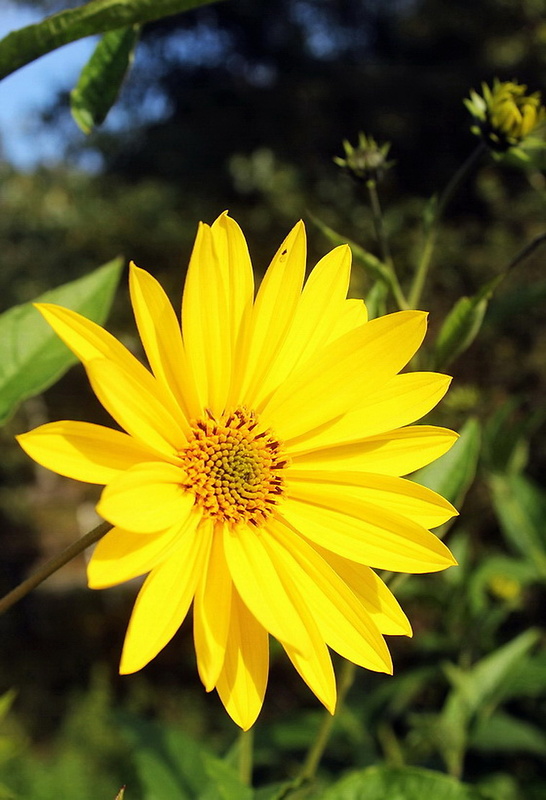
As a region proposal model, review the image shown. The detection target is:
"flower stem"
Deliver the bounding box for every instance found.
[237,728,254,786]
[298,659,356,784]
[366,179,409,310]
[408,142,486,309]
[0,521,110,616]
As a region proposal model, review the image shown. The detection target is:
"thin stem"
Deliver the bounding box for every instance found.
[298,660,356,784]
[237,728,254,787]
[409,142,486,309]
[366,179,409,310]
[0,521,110,616]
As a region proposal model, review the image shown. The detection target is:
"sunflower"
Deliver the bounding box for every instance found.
[17,213,457,729]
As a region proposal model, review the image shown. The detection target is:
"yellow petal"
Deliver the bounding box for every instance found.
[194,527,233,691]
[280,491,456,572]
[210,212,254,353]
[314,547,412,636]
[129,263,200,423]
[288,372,452,453]
[287,470,457,529]
[120,517,213,674]
[88,523,187,589]
[291,426,458,476]
[182,222,230,415]
[97,462,193,533]
[35,302,183,424]
[266,518,392,673]
[326,299,368,342]
[16,421,168,485]
[252,244,351,404]
[215,590,269,731]
[261,311,428,441]
[235,221,306,406]
[85,358,186,455]
[222,522,312,653]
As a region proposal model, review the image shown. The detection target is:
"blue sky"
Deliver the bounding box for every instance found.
[0,3,97,168]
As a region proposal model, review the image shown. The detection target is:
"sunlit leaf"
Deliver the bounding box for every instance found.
[71,26,140,134]
[0,0,220,80]
[0,257,123,425]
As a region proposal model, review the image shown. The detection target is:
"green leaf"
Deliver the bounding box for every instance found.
[412,417,481,508]
[120,716,253,800]
[488,473,546,577]
[0,257,123,426]
[432,276,502,370]
[471,710,546,756]
[307,213,392,285]
[0,0,220,80]
[443,629,540,720]
[71,26,140,134]
[322,765,482,800]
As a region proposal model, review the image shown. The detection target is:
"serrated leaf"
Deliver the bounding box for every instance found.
[322,765,481,800]
[412,417,481,508]
[0,0,220,80]
[432,276,502,370]
[0,257,123,425]
[71,26,139,134]
[488,473,546,577]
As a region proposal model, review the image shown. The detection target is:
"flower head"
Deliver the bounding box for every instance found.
[17,213,457,729]
[464,79,545,153]
[334,132,394,182]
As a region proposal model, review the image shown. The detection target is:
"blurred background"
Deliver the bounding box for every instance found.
[0,0,545,797]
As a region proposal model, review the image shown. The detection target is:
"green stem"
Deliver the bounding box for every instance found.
[366,179,409,310]
[0,521,110,616]
[409,142,486,309]
[298,660,356,784]
[237,728,254,787]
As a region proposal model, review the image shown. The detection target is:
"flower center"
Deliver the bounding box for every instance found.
[179,407,287,526]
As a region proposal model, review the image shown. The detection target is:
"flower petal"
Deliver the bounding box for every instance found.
[120,517,213,674]
[288,372,452,453]
[280,490,456,572]
[314,547,412,636]
[327,298,368,342]
[182,221,231,415]
[261,311,428,441]
[252,244,351,404]
[222,522,313,653]
[266,518,392,673]
[88,523,188,589]
[85,358,186,455]
[194,527,233,691]
[287,470,457,529]
[236,221,306,406]
[129,263,200,423]
[215,590,269,731]
[291,426,458,476]
[97,462,193,533]
[16,420,167,485]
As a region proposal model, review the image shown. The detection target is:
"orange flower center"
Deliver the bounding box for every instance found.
[179,407,287,526]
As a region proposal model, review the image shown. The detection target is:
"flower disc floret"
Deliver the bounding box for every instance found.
[180,407,286,526]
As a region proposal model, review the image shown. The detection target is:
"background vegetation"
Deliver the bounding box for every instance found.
[0,0,545,797]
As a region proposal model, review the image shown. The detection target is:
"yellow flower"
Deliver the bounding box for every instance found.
[464,79,545,152]
[17,213,457,729]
